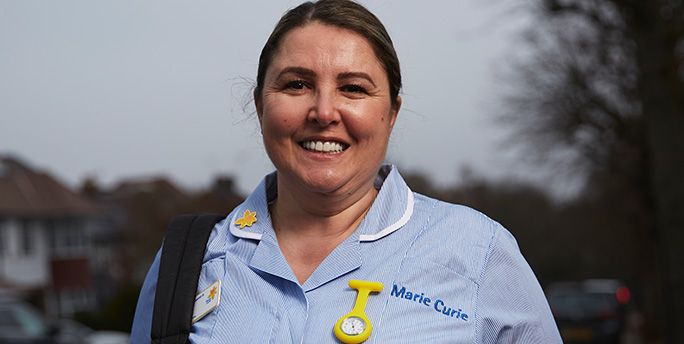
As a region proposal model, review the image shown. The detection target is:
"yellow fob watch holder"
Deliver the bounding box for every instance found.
[334,280,384,344]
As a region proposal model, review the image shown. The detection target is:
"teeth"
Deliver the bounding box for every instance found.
[301,140,346,153]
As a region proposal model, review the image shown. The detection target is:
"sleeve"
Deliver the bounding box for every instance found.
[475,224,563,344]
[130,249,162,344]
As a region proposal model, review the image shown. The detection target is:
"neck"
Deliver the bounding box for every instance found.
[269,176,378,284]
[271,177,378,238]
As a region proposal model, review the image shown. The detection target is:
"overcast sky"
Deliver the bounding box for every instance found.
[1,0,533,194]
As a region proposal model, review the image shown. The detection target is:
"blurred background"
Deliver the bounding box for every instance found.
[1,0,682,343]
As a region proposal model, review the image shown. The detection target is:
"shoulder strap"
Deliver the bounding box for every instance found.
[151,214,224,344]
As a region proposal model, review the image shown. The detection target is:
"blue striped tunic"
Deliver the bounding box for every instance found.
[131,165,562,343]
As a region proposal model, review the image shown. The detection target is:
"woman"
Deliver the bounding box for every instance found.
[131,1,562,343]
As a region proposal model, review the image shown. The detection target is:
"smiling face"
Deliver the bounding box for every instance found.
[256,21,401,197]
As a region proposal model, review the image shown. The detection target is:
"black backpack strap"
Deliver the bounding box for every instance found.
[151,214,224,344]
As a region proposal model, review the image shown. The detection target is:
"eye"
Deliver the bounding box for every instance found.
[284,80,308,90]
[340,84,368,94]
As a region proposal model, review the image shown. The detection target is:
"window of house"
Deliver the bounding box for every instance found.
[45,219,55,249]
[0,220,5,256]
[50,219,89,256]
[21,219,34,256]
[57,288,94,316]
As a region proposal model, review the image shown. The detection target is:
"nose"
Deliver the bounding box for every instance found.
[308,88,339,126]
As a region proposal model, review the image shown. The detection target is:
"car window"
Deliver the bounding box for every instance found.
[549,292,618,317]
[0,303,47,336]
[0,306,23,330]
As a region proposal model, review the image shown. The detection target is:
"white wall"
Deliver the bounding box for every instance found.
[0,218,50,287]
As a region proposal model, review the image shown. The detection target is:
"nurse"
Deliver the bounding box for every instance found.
[131,0,562,343]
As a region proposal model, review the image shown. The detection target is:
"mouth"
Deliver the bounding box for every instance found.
[299,140,349,153]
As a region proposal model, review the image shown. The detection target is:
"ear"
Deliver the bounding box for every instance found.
[388,95,401,128]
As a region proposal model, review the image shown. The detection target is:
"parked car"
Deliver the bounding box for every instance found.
[86,331,129,344]
[0,296,54,344]
[547,279,633,344]
[0,296,128,344]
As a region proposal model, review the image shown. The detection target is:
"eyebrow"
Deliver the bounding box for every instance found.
[277,67,376,87]
[338,72,376,87]
[277,67,316,79]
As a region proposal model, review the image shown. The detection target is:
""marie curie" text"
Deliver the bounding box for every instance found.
[390,284,469,321]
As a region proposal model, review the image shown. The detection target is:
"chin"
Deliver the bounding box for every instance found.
[300,169,349,194]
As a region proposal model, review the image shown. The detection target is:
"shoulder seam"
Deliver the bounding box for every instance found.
[472,219,498,341]
[476,220,499,284]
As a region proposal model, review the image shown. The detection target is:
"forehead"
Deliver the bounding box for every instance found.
[269,22,386,78]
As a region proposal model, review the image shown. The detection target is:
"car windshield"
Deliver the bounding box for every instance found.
[0,302,47,336]
[549,291,617,318]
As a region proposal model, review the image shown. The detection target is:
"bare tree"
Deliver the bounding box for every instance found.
[502,0,684,341]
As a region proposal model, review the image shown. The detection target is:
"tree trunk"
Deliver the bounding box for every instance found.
[626,2,684,342]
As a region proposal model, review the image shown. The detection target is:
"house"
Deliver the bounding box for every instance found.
[95,175,242,282]
[0,155,101,316]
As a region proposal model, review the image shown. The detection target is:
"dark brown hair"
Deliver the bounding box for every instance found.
[254,0,401,106]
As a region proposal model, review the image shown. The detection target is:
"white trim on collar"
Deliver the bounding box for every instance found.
[229,210,263,240]
[359,187,414,242]
[229,188,414,242]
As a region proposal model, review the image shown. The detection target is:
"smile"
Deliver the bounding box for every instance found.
[300,140,348,153]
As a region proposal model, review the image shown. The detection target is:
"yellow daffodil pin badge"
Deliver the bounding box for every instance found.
[235,210,257,228]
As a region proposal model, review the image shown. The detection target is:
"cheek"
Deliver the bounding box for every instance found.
[344,106,394,141]
[261,95,309,133]
[265,116,297,135]
[261,106,298,137]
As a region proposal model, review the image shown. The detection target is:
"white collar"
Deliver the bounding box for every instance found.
[228,165,414,242]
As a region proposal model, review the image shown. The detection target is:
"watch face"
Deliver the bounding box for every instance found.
[340,316,366,336]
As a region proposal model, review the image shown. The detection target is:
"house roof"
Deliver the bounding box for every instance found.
[112,177,187,201]
[0,155,100,217]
